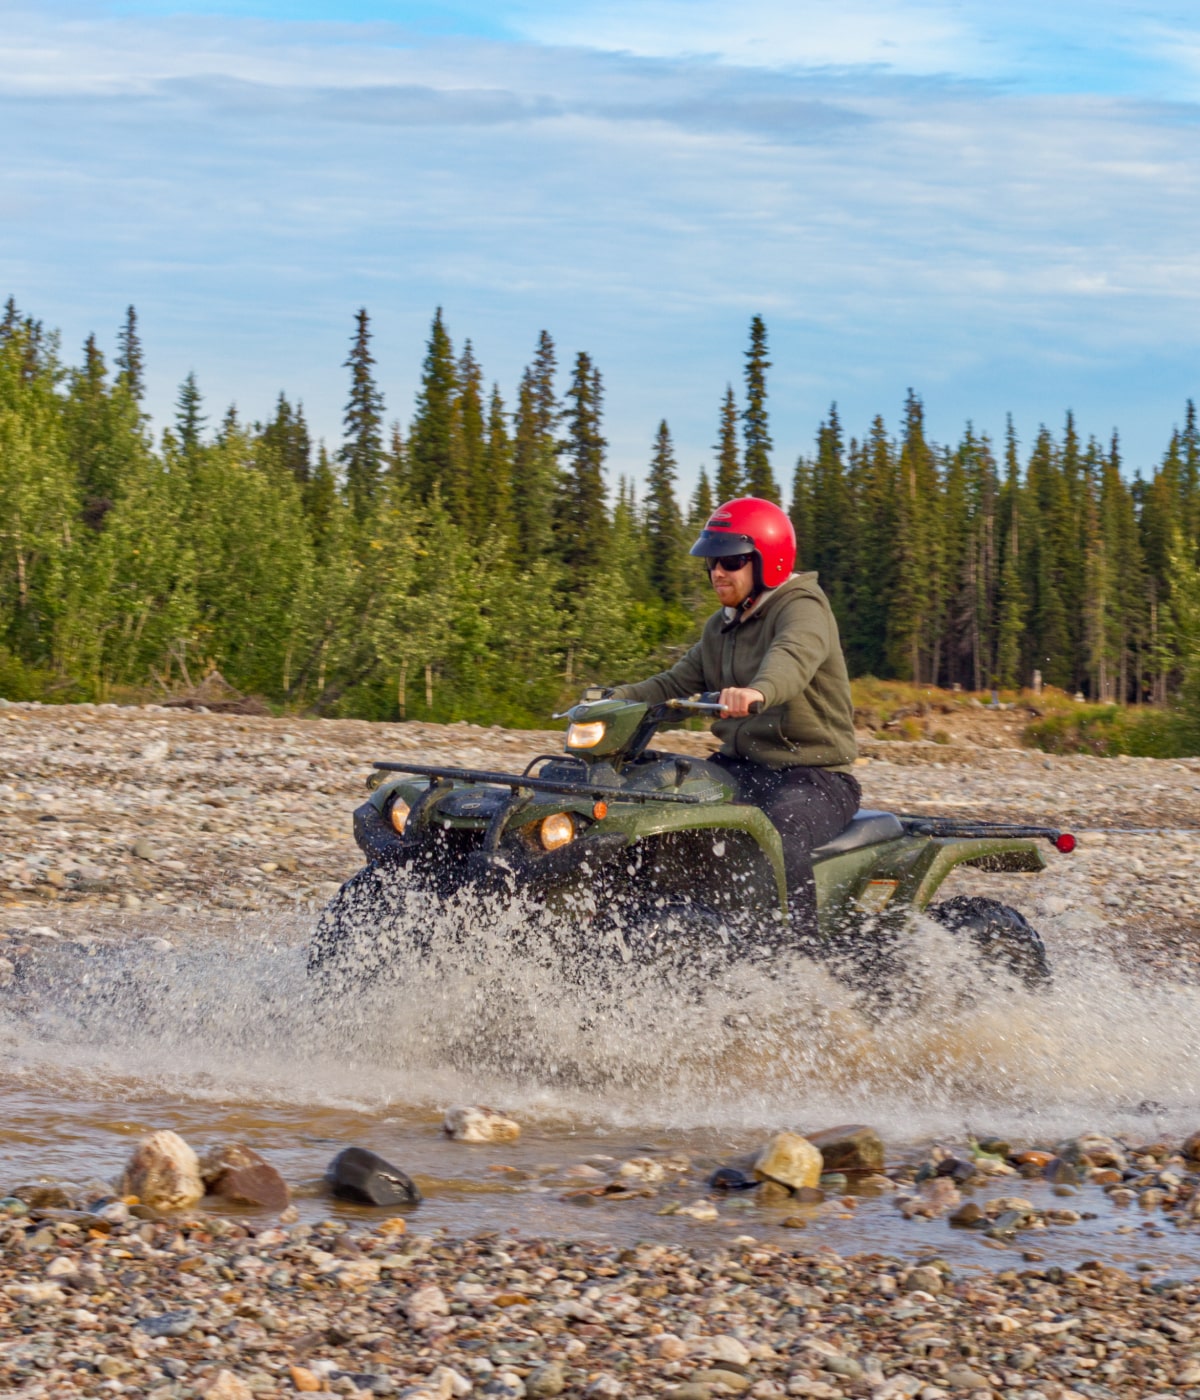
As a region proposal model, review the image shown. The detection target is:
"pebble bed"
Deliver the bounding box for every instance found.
[3,1202,1200,1400]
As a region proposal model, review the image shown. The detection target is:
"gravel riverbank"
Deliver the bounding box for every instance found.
[3,1207,1200,1400]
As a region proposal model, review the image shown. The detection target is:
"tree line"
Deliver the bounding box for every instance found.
[1,295,1198,727]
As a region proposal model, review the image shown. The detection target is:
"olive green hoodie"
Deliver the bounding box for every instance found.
[612,572,857,770]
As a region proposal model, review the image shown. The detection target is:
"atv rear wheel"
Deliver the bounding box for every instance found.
[927,895,1051,989]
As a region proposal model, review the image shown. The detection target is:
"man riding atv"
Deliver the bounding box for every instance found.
[608,496,859,942]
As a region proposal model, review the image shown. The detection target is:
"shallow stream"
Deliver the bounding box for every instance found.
[2,896,1200,1274]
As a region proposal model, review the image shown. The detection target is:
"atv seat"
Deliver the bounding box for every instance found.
[812,808,904,859]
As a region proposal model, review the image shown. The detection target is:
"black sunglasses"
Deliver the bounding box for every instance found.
[706,552,754,573]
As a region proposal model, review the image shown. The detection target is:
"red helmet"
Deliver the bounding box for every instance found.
[690,496,796,589]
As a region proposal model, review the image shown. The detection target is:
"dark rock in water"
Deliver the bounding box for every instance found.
[326,1147,420,1206]
[807,1124,885,1174]
[949,1200,985,1229]
[138,1309,198,1338]
[936,1157,976,1184]
[708,1167,759,1192]
[1043,1157,1080,1186]
[201,1144,290,1211]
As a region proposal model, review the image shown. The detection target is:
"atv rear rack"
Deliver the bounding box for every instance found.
[899,815,1069,845]
[370,760,707,805]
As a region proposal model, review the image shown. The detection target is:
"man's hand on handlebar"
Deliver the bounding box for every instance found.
[718,687,764,718]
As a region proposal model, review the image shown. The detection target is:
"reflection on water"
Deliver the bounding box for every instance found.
[1,888,1199,1269]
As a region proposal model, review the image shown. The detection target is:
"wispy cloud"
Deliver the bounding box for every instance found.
[4,0,1200,479]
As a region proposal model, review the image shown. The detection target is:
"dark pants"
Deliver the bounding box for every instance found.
[712,756,861,938]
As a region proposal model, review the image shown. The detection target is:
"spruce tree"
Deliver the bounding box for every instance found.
[481,384,514,550]
[555,352,608,575]
[115,305,145,402]
[510,333,559,561]
[810,404,855,626]
[175,371,206,452]
[889,391,939,681]
[714,385,742,502]
[645,420,684,603]
[261,393,312,485]
[453,340,486,538]
[689,465,714,529]
[742,315,779,502]
[994,416,1026,689]
[339,307,385,522]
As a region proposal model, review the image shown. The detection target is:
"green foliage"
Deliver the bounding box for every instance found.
[2,296,1200,747]
[1023,703,1198,758]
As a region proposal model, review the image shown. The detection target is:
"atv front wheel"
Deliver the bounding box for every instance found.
[308,859,435,993]
[926,895,1051,989]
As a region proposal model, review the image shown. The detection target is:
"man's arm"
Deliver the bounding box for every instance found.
[749,596,833,708]
[610,640,707,705]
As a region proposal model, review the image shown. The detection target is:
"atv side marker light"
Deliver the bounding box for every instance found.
[389,799,411,835]
[1055,832,1076,854]
[592,800,608,820]
[566,720,606,749]
[539,813,574,850]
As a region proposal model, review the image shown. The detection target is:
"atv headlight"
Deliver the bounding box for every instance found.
[389,798,411,835]
[539,813,574,851]
[566,720,606,749]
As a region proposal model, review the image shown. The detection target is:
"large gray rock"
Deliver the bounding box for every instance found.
[327,1146,420,1206]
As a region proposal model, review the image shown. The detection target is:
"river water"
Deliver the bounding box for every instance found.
[2,894,1200,1274]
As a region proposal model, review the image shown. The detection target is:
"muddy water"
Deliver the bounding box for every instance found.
[3,895,1200,1273]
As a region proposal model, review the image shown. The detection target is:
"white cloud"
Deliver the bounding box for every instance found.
[5,1,1200,476]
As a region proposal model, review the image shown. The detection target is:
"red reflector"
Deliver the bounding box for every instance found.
[592,801,608,820]
[1055,833,1076,853]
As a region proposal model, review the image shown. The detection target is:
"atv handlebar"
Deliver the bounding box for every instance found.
[665,691,763,716]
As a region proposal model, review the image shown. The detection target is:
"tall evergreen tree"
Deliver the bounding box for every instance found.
[742,315,779,502]
[115,305,145,402]
[453,339,486,538]
[809,403,855,627]
[555,352,607,575]
[714,385,742,502]
[689,465,714,530]
[889,390,939,681]
[510,332,559,560]
[645,420,684,603]
[174,371,206,453]
[339,307,385,522]
[407,308,458,510]
[260,393,312,485]
[481,384,514,549]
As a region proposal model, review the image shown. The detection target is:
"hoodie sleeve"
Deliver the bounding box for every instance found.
[610,640,707,704]
[748,593,832,709]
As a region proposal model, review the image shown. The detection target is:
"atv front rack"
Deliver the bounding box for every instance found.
[370,760,707,805]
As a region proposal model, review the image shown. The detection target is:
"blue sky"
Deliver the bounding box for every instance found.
[7,1,1200,492]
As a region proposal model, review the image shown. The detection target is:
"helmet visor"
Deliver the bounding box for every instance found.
[689,529,756,559]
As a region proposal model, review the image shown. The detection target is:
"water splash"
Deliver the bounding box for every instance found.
[2,885,1200,1149]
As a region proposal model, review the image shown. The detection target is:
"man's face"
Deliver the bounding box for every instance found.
[708,555,755,607]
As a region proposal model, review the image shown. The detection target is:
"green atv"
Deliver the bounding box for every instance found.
[310,692,1074,993]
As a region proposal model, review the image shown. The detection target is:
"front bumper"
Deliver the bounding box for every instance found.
[352,800,630,889]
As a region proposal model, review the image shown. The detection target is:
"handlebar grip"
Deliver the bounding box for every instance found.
[748,701,762,715]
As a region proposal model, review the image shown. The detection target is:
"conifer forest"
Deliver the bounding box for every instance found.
[1,297,1199,737]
